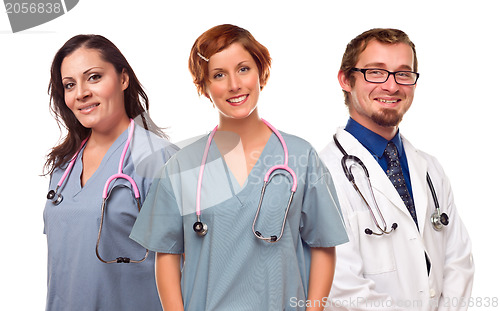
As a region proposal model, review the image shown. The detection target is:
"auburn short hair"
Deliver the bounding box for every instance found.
[188,24,272,99]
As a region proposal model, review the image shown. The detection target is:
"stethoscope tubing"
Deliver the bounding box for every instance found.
[194,119,298,243]
[47,119,148,263]
[46,138,90,205]
[56,138,89,189]
[96,196,147,264]
[101,120,140,200]
[334,134,396,235]
[196,125,218,219]
[334,133,448,235]
[252,119,297,242]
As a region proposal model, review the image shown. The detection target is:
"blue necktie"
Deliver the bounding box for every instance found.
[384,141,418,228]
[384,142,431,274]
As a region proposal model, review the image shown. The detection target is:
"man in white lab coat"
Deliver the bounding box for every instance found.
[320,28,474,310]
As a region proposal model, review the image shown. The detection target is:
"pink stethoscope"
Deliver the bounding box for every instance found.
[46,119,148,263]
[193,119,298,243]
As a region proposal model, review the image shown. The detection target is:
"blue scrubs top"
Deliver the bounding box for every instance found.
[130,129,348,311]
[44,124,178,311]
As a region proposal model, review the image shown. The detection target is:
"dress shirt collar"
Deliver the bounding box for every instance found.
[344,117,404,159]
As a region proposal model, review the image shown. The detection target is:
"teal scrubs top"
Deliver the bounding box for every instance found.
[44,124,178,311]
[130,129,348,311]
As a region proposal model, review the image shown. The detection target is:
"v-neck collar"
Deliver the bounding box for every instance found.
[71,128,129,197]
[210,130,279,203]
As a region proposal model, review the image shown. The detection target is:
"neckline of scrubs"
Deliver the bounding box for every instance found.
[69,127,129,198]
[209,131,280,206]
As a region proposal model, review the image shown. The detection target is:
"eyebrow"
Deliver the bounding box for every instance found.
[363,63,414,71]
[62,66,104,80]
[209,60,251,73]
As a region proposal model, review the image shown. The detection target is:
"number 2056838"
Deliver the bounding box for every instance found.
[5,2,62,14]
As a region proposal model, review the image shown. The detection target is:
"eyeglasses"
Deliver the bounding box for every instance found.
[351,68,419,85]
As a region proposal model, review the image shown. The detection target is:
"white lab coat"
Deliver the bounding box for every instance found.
[320,128,474,311]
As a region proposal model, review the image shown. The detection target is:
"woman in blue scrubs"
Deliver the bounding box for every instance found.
[130,24,348,311]
[43,35,177,311]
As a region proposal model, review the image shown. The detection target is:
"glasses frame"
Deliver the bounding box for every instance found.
[351,68,419,85]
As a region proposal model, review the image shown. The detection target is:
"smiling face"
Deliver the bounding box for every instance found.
[339,40,416,138]
[60,47,130,134]
[206,43,261,122]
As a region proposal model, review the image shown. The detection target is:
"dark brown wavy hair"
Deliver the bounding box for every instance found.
[44,34,165,175]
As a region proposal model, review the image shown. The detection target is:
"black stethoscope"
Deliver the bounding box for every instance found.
[333,134,449,235]
[47,119,149,263]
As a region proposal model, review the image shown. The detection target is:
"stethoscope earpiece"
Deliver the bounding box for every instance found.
[364,223,397,236]
[254,231,278,242]
[193,221,208,236]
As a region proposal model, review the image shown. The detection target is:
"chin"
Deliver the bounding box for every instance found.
[372,109,404,127]
[222,107,258,121]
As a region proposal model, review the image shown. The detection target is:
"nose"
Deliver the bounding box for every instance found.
[228,74,241,92]
[381,73,399,93]
[76,83,91,101]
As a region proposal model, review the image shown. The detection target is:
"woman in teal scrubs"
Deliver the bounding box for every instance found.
[43,34,177,311]
[130,24,348,311]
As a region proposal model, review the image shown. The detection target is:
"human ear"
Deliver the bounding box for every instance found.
[338,70,352,92]
[121,69,130,91]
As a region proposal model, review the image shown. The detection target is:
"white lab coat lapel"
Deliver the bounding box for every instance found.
[336,129,417,225]
[402,135,430,235]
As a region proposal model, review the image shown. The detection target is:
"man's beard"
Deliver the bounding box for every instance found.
[371,108,404,127]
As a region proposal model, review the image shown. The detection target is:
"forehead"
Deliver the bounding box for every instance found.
[356,40,415,71]
[61,48,109,75]
[208,43,255,70]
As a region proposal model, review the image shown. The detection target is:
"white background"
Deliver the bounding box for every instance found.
[1,0,498,309]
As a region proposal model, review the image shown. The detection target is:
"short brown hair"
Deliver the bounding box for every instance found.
[340,28,418,106]
[188,24,272,99]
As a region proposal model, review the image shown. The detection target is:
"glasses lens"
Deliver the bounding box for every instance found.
[362,69,418,85]
[364,69,389,83]
[394,71,418,85]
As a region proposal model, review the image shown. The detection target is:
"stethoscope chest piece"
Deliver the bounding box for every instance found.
[430,210,449,231]
[193,221,208,236]
[426,173,449,231]
[47,188,63,205]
